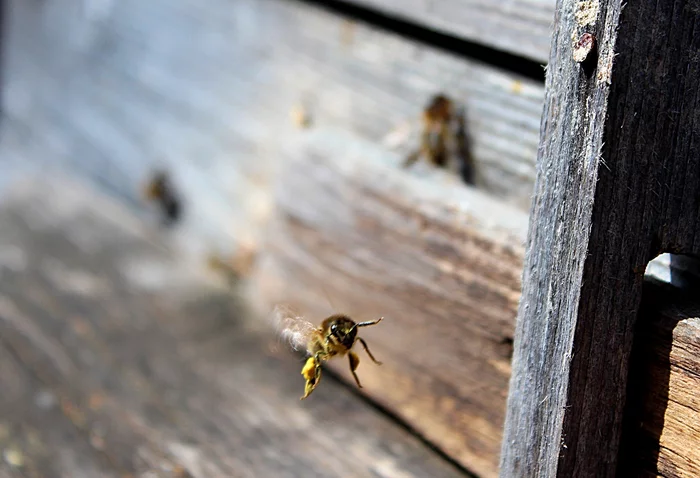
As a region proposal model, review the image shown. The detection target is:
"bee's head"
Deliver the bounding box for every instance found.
[426,94,452,120]
[325,315,358,349]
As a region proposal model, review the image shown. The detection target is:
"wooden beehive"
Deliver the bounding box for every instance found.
[1,0,699,476]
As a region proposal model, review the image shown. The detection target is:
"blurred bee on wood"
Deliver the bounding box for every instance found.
[290,104,312,129]
[390,94,475,185]
[274,305,384,400]
[142,170,182,226]
[206,242,258,284]
[404,94,452,168]
[453,102,475,184]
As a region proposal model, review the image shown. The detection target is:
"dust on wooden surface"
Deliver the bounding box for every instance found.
[0,176,467,478]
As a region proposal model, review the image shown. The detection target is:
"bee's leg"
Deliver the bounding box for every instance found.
[301,367,321,400]
[348,351,363,388]
[403,150,421,168]
[301,356,316,382]
[433,123,449,167]
[422,127,437,166]
[300,353,323,400]
[442,123,459,174]
[358,337,382,365]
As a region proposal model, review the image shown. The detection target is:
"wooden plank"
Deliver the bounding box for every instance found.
[619,278,700,478]
[2,0,544,218]
[500,0,700,476]
[0,0,4,122]
[250,128,528,478]
[343,0,555,64]
[0,345,123,477]
[0,175,467,478]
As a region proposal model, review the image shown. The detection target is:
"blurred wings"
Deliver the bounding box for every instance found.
[381,118,421,151]
[272,304,318,352]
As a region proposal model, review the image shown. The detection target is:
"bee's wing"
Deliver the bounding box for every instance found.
[381,117,422,151]
[271,304,318,352]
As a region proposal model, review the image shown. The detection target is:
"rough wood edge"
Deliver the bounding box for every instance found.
[500,0,700,476]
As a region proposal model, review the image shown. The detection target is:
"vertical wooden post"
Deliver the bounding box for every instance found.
[500,0,700,476]
[0,0,4,121]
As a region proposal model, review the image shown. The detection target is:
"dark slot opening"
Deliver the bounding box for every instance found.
[293,0,546,83]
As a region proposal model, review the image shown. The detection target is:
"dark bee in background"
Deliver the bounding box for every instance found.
[401,94,475,185]
[453,103,475,185]
[142,170,182,226]
[274,305,383,400]
[404,94,452,168]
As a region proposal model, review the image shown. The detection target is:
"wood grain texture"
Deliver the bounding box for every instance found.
[0,175,467,478]
[345,0,556,64]
[2,0,544,223]
[250,128,528,478]
[501,0,700,476]
[0,345,123,477]
[619,279,700,478]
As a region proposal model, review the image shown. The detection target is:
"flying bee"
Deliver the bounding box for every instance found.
[273,305,384,400]
[385,94,474,184]
[142,170,182,226]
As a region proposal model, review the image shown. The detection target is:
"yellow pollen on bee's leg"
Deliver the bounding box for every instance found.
[301,356,322,400]
[301,356,316,381]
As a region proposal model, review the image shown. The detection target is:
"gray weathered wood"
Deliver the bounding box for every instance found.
[2,0,544,220]
[500,0,700,476]
[0,345,123,477]
[251,128,528,478]
[0,175,467,478]
[346,0,556,64]
[619,278,700,477]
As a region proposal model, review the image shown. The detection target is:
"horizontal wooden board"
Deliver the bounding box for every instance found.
[249,128,700,476]
[0,345,122,477]
[3,0,544,232]
[0,175,467,478]
[344,0,556,64]
[250,129,529,477]
[620,279,700,478]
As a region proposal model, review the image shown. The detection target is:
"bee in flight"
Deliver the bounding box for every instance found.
[274,305,384,400]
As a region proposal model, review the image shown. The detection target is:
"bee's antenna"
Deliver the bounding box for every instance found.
[355,317,384,328]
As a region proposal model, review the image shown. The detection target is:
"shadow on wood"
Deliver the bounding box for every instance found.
[619,272,700,477]
[618,278,674,476]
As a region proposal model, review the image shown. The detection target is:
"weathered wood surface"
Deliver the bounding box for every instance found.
[500,0,700,476]
[251,128,528,478]
[619,278,700,478]
[0,176,468,478]
[0,345,124,478]
[3,0,544,218]
[344,0,555,64]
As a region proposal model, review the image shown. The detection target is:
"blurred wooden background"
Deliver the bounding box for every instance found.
[0,0,698,477]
